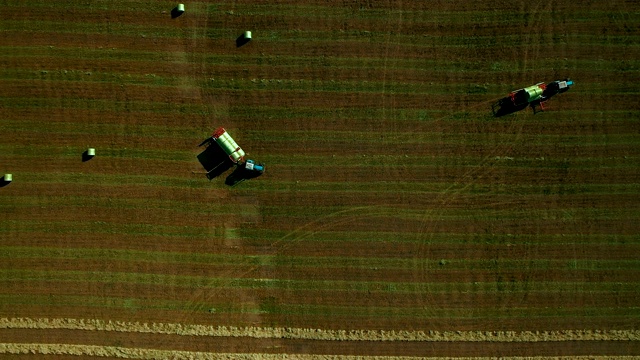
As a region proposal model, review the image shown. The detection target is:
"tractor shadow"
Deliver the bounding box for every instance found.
[491,97,529,117]
[81,150,94,162]
[225,165,263,187]
[197,144,234,180]
[0,176,11,188]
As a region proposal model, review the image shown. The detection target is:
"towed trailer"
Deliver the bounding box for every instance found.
[210,127,246,163]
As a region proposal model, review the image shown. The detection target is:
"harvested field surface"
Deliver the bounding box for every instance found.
[1,0,639,358]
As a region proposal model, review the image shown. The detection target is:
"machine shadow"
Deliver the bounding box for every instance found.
[225,165,262,187]
[492,98,529,117]
[236,35,251,48]
[197,144,234,180]
[82,150,94,162]
[171,7,184,19]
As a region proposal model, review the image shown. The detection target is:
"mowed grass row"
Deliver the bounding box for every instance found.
[3,169,639,192]
[0,293,638,319]
[4,0,639,40]
[2,93,638,141]
[3,68,638,95]
[3,247,640,271]
[3,97,639,124]
[2,193,639,223]
[3,220,638,246]
[5,19,638,46]
[2,144,638,169]
[0,268,640,296]
[4,118,637,148]
[4,103,639,143]
[6,0,636,23]
[5,79,614,111]
[0,76,638,116]
[5,1,639,39]
[4,45,639,71]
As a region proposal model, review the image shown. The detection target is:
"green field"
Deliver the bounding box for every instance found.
[0,0,639,358]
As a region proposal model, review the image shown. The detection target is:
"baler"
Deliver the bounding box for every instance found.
[211,127,245,163]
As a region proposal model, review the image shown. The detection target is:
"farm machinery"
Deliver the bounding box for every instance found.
[197,127,264,184]
[493,79,574,116]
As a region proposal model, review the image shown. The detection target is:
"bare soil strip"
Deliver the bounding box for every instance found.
[1,318,639,342]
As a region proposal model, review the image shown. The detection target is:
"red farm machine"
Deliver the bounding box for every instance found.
[493,79,574,116]
[197,127,264,183]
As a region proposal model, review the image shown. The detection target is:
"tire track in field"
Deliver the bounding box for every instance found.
[240,0,412,314]
[405,1,568,321]
[247,0,534,324]
[411,95,530,322]
[176,0,413,329]
[170,2,393,331]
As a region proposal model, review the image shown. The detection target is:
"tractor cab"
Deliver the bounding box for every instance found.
[244,159,265,174]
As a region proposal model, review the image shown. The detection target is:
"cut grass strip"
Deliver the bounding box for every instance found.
[7,1,635,21]
[238,228,640,245]
[2,220,638,245]
[2,69,638,96]
[3,117,639,147]
[1,317,639,342]
[2,247,639,271]
[241,181,640,196]
[2,46,638,74]
[0,97,213,115]
[0,220,210,238]
[0,173,208,189]
[2,191,637,220]
[0,295,638,319]
[1,68,638,97]
[2,144,638,169]
[2,97,638,122]
[3,19,638,47]
[1,269,639,294]
[0,195,253,215]
[3,171,639,197]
